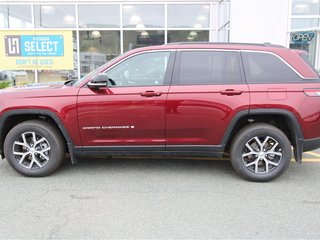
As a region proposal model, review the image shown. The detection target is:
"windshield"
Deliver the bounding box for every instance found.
[72,53,125,87]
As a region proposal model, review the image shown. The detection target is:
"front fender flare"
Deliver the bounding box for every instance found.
[0,109,77,164]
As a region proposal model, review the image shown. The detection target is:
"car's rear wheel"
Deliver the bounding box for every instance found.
[4,120,65,177]
[230,124,291,182]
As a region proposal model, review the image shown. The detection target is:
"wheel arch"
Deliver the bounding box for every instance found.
[0,109,76,163]
[221,109,304,163]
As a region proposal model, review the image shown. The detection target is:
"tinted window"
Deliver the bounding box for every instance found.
[106,51,171,87]
[178,51,241,85]
[242,52,302,83]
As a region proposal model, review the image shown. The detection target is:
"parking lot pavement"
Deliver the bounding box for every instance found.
[303,149,320,162]
[0,153,320,239]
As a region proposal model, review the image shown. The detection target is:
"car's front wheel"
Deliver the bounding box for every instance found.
[230,124,292,182]
[4,120,65,177]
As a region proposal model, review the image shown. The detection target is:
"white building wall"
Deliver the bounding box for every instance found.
[229,0,290,46]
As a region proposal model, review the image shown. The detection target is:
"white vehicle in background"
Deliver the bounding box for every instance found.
[0,70,14,81]
[0,70,29,86]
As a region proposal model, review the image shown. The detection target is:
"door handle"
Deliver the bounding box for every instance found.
[140,91,163,97]
[220,89,243,96]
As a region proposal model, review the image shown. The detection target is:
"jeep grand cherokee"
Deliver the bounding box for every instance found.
[0,42,319,181]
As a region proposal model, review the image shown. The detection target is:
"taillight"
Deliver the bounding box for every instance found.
[304,89,320,97]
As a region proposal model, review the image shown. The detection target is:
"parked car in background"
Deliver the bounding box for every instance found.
[0,70,29,86]
[0,70,14,81]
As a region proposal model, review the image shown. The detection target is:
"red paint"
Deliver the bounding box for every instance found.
[1,43,320,151]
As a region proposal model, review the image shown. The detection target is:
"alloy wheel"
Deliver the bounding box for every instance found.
[12,131,51,169]
[242,136,282,174]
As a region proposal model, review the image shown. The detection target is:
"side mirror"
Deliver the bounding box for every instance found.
[87,73,109,89]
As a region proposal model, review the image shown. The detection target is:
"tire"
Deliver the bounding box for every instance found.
[230,123,291,182]
[4,120,65,177]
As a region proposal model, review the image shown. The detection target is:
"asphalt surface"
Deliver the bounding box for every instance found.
[0,152,320,239]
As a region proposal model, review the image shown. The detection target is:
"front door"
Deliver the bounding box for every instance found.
[77,51,175,150]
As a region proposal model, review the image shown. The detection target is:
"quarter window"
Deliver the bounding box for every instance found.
[106,51,171,87]
[242,52,302,83]
[178,51,242,85]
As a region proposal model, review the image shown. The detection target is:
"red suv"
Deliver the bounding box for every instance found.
[1,43,319,181]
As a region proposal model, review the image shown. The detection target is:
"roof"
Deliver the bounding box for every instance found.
[165,42,285,48]
[126,42,286,55]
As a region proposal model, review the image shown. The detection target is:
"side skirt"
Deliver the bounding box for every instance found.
[74,145,225,158]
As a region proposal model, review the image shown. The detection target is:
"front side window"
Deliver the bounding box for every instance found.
[177,51,242,85]
[106,51,171,87]
[242,52,301,83]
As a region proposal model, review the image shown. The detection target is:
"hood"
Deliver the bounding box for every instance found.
[0,82,77,99]
[1,82,65,92]
[0,82,66,93]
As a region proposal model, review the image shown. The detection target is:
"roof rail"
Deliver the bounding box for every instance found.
[165,42,285,48]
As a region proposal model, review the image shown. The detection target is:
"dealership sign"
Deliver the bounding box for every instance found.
[0,30,73,70]
[291,32,315,44]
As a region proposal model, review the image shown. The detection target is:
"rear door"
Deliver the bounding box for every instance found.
[166,50,250,151]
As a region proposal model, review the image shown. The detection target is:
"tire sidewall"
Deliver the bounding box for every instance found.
[4,121,65,177]
[231,125,291,182]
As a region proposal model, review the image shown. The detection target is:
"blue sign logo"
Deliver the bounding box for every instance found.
[5,35,64,57]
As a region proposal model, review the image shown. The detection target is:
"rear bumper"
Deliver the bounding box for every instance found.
[303,137,320,152]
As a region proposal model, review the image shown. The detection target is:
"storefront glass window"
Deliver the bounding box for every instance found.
[34,5,76,28]
[0,5,32,29]
[218,23,230,42]
[219,2,229,29]
[167,4,210,28]
[122,4,164,28]
[78,4,120,28]
[0,5,7,28]
[38,31,78,83]
[38,70,72,83]
[79,30,120,76]
[0,2,224,85]
[291,18,319,30]
[292,0,320,15]
[290,31,317,66]
[123,30,164,52]
[167,30,209,42]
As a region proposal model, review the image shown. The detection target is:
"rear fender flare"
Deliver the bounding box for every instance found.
[221,109,303,162]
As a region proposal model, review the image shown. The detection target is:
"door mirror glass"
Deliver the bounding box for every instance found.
[87,73,109,89]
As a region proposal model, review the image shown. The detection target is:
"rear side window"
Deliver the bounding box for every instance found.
[177,51,242,85]
[242,52,302,83]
